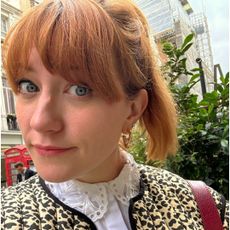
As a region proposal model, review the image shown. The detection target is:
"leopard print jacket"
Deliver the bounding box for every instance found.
[1,165,229,230]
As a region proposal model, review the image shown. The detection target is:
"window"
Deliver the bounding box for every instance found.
[2,75,8,87]
[30,0,41,6]
[1,15,9,36]
[3,87,15,115]
[3,87,19,130]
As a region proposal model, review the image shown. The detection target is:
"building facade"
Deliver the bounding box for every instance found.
[1,0,22,187]
[1,0,41,187]
[134,0,214,94]
[190,12,214,92]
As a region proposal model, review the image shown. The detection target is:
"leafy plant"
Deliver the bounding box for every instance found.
[165,72,229,198]
[129,34,229,199]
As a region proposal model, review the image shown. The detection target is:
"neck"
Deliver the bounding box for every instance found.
[76,148,126,183]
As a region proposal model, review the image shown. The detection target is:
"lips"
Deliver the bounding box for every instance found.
[33,145,76,156]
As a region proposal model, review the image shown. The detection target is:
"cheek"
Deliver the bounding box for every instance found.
[67,104,126,143]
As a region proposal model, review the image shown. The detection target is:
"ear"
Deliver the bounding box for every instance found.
[123,89,148,132]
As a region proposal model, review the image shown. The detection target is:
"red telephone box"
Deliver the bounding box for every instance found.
[4,145,33,187]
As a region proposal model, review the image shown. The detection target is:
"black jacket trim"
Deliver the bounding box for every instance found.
[39,176,97,230]
[128,173,146,230]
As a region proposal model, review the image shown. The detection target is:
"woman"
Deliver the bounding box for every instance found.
[2,0,228,229]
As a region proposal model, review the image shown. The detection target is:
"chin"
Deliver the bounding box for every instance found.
[37,167,76,183]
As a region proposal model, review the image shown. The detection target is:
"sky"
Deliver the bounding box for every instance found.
[189,0,229,74]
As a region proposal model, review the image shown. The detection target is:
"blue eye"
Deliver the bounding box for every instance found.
[18,80,39,93]
[68,85,91,96]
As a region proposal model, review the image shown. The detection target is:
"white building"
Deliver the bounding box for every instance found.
[1,1,23,186]
[190,12,214,91]
[1,0,41,187]
[134,0,214,94]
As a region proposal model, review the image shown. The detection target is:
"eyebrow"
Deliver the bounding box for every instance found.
[24,65,37,73]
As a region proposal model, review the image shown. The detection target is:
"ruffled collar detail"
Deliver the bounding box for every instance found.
[45,153,140,221]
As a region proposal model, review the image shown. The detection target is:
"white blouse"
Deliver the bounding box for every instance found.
[45,153,140,230]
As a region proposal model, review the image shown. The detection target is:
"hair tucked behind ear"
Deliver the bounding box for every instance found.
[101,0,178,160]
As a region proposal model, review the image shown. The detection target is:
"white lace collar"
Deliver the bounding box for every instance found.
[45,152,140,221]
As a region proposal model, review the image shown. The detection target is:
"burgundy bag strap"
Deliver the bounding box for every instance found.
[187,180,223,230]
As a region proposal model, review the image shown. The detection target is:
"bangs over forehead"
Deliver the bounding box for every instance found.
[3,0,122,101]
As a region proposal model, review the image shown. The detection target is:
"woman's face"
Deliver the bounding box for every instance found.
[15,48,135,183]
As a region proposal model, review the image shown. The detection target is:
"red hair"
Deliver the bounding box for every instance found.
[3,0,178,160]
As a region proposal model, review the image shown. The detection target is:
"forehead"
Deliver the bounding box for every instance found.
[27,48,88,83]
[27,48,44,70]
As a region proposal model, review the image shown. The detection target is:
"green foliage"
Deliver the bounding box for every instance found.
[130,33,229,198]
[128,127,147,165]
[161,33,195,84]
[165,72,229,198]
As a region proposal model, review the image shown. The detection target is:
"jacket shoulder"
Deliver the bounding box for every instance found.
[2,174,39,200]
[1,175,40,229]
[138,164,189,192]
[138,164,229,228]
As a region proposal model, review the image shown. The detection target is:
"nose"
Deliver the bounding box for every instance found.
[30,93,63,133]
